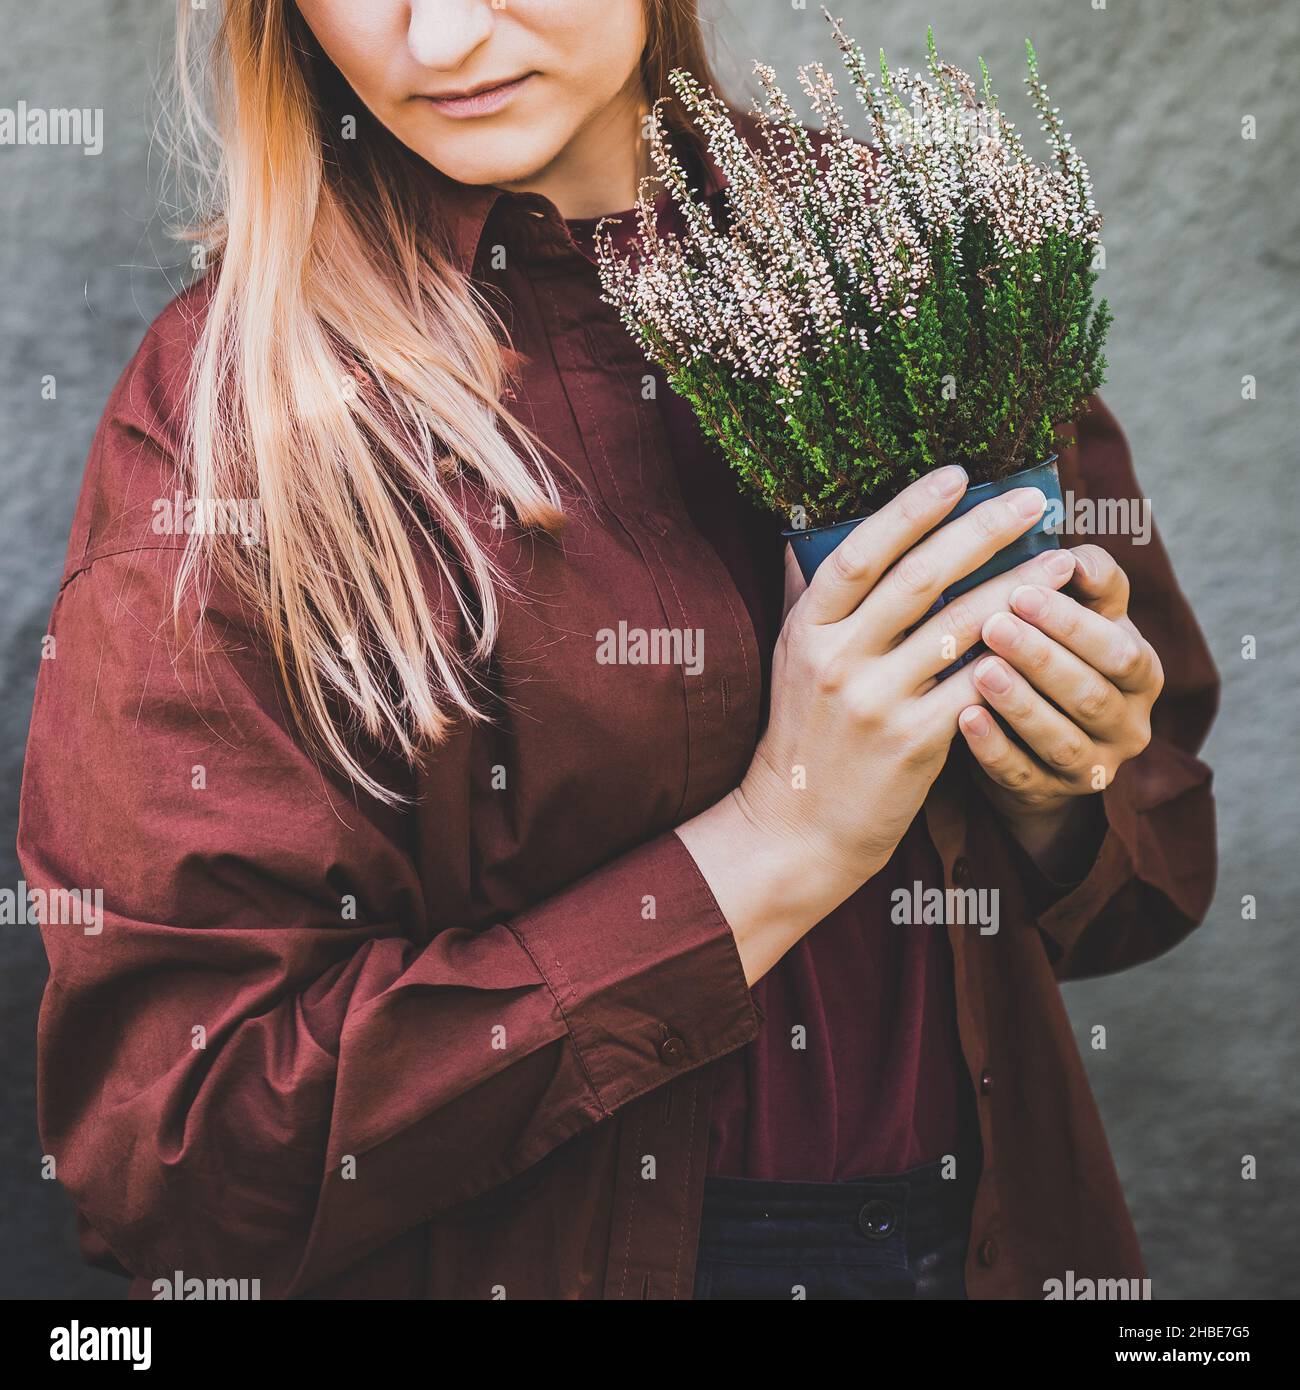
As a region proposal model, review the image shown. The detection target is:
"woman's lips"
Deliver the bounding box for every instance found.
[420,73,535,119]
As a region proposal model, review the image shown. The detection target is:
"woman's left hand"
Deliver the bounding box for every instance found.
[957,544,1164,848]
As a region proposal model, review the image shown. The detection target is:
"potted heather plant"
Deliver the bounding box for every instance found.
[597,14,1111,603]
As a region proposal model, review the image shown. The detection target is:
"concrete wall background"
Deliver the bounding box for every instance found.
[2,0,1296,1298]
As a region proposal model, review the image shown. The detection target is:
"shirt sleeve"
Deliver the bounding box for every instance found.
[973,395,1220,980]
[20,435,758,1296]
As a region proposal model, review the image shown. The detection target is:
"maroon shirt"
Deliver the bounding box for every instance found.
[18,140,1219,1298]
[569,207,974,1181]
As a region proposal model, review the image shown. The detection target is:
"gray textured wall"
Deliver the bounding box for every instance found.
[1,0,1296,1299]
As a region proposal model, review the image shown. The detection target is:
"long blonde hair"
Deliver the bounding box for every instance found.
[168,1,716,803]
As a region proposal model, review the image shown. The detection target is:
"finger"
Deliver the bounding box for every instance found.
[958,705,1054,798]
[855,661,987,779]
[981,610,1125,738]
[1005,584,1160,695]
[896,546,1077,688]
[914,655,988,730]
[1066,544,1130,620]
[801,465,970,626]
[970,654,1101,786]
[852,485,1051,649]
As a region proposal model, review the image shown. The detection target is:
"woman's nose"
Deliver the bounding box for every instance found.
[406,0,495,73]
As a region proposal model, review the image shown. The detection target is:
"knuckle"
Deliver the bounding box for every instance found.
[1025,637,1054,676]
[1045,733,1087,771]
[999,761,1036,792]
[1112,637,1144,682]
[895,486,930,527]
[892,549,935,598]
[1006,689,1035,723]
[1090,549,1131,604]
[846,686,885,726]
[1052,598,1081,638]
[1075,678,1112,723]
[828,539,870,586]
[813,651,847,695]
[938,599,980,645]
[972,499,1005,538]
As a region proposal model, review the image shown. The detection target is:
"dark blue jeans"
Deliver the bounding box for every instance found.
[693,1158,975,1300]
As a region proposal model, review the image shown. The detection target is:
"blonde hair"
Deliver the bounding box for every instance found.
[167,1,717,804]
[168,0,564,804]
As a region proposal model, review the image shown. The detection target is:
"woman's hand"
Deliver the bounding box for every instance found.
[679,464,1078,984]
[740,470,1076,887]
[957,543,1165,873]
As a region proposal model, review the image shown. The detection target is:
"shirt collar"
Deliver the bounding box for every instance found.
[422,125,733,276]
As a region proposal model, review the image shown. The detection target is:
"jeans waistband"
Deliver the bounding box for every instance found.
[695,1159,976,1298]
[701,1157,975,1217]
[697,1158,977,1263]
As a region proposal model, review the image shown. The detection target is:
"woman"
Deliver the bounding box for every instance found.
[20,0,1217,1300]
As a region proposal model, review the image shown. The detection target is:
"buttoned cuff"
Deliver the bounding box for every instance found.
[1033,740,1212,961]
[506,829,761,1119]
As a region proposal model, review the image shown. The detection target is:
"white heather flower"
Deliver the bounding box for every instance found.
[596,19,1103,431]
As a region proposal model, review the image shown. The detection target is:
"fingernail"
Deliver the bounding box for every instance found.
[932,465,967,498]
[975,657,1011,693]
[961,707,991,738]
[1010,584,1046,617]
[1074,547,1098,580]
[984,612,1019,646]
[1043,549,1076,580]
[1011,487,1046,520]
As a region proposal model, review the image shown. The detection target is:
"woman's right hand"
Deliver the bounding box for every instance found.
[678,464,1079,985]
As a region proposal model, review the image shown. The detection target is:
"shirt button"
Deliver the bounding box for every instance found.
[979,1068,994,1095]
[953,857,973,887]
[857,1199,898,1240]
[658,1034,687,1066]
[977,1238,999,1267]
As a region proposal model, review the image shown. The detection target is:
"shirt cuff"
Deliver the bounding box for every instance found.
[996,794,1106,919]
[1022,765,1137,955]
[506,829,761,1119]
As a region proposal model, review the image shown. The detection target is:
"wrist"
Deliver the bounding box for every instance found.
[676,787,862,987]
[992,790,1106,884]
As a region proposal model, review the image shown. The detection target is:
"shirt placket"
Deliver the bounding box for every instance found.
[924,761,1007,1294]
[525,259,761,806]
[511,223,761,1298]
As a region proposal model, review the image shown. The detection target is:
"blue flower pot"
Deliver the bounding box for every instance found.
[784,456,1061,591]
[781,456,1062,674]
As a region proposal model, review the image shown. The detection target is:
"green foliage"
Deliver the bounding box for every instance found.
[599,25,1113,528]
[665,229,1109,525]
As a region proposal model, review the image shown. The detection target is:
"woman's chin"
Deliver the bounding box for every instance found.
[410,122,568,194]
